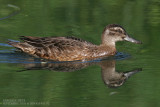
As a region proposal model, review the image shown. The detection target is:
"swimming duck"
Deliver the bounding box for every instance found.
[8,24,142,61]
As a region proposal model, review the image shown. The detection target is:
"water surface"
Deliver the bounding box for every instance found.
[0,0,160,107]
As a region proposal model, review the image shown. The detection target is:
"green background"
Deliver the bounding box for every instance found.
[0,0,160,106]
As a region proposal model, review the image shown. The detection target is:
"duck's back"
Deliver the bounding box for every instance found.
[9,36,97,61]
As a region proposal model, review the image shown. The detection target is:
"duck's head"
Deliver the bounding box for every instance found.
[101,24,142,45]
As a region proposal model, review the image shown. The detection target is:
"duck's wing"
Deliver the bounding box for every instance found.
[9,36,96,61]
[9,36,94,51]
[19,36,94,47]
[65,36,94,45]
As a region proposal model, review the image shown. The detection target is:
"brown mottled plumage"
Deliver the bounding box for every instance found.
[8,24,142,61]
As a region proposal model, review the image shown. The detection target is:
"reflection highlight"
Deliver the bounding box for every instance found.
[19,60,142,88]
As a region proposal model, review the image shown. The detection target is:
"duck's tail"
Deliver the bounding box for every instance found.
[8,41,21,49]
[7,41,35,54]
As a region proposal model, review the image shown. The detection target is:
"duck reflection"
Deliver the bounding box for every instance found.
[100,60,141,88]
[20,60,142,88]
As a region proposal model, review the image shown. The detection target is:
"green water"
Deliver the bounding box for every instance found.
[0,0,160,106]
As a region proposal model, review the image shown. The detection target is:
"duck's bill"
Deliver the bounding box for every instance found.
[124,68,142,78]
[124,35,142,44]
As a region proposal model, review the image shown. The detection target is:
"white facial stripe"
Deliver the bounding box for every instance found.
[111,27,124,33]
[113,27,121,30]
[105,29,110,34]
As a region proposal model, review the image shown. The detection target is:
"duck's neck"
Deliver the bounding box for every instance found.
[101,38,116,49]
[101,41,115,47]
[99,39,116,56]
[101,32,117,50]
[99,43,116,55]
[101,35,116,46]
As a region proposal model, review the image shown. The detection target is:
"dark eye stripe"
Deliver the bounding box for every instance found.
[110,29,123,33]
[117,29,123,33]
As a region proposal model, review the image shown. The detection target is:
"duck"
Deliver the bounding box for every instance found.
[8,24,142,61]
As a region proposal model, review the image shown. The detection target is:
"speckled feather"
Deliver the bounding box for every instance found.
[9,36,114,61]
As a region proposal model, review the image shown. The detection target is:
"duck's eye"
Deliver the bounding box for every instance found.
[117,29,123,33]
[122,37,125,39]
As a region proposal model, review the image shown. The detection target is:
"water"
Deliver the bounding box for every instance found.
[0,0,160,106]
